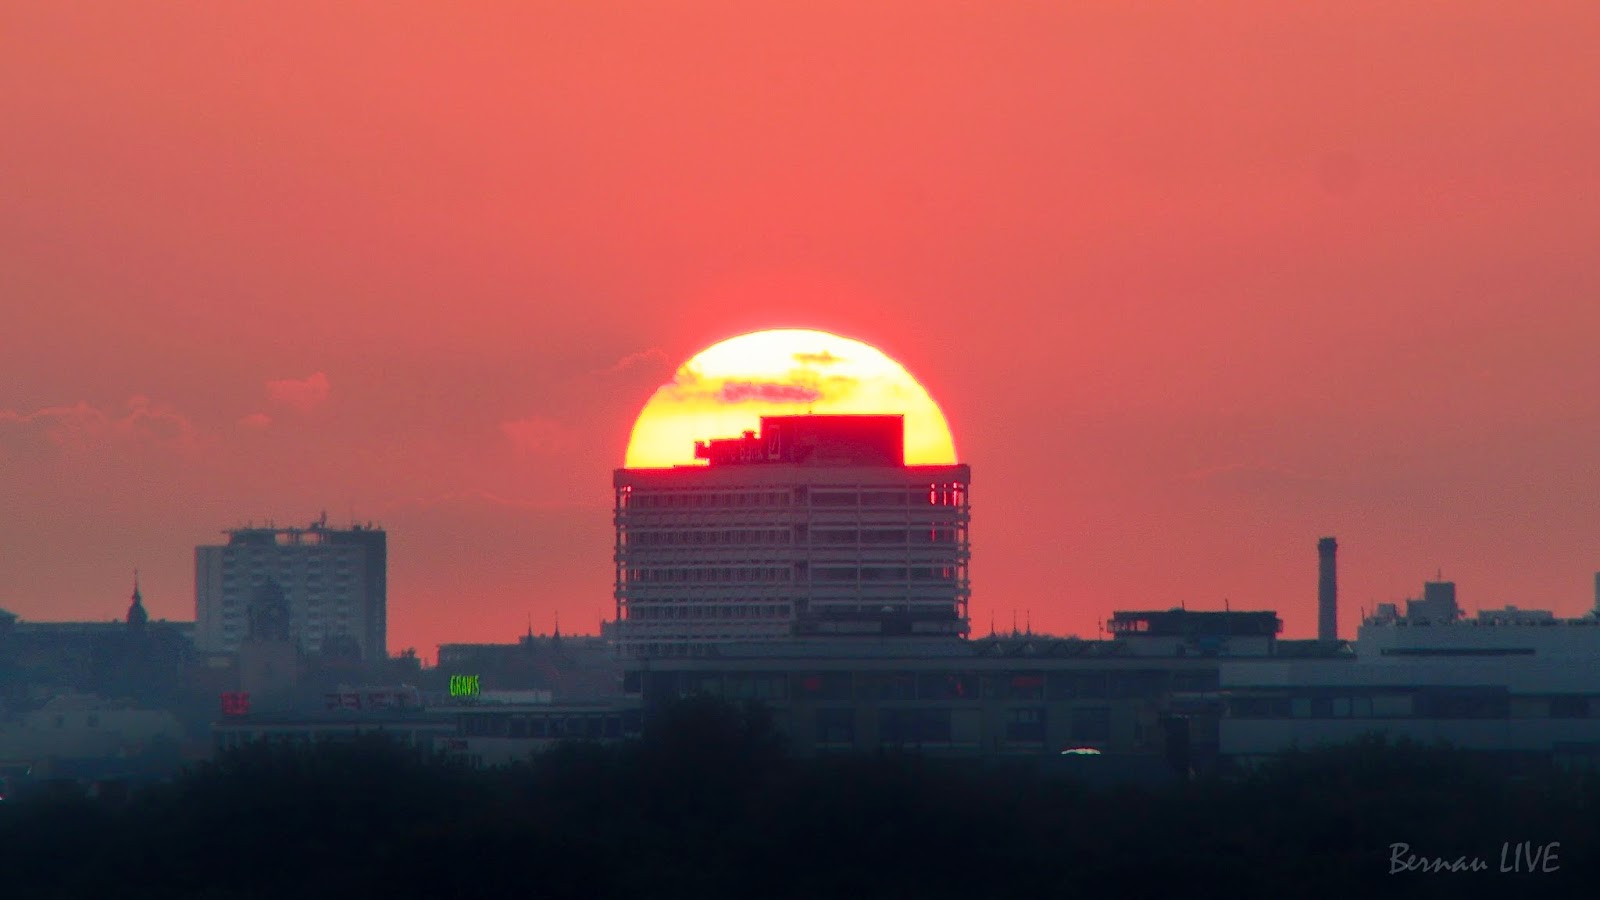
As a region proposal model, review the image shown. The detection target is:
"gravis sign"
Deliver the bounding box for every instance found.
[449,674,482,698]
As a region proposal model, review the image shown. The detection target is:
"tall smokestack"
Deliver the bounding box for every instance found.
[1318,537,1338,641]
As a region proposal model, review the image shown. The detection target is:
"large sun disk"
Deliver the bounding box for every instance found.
[624,329,956,468]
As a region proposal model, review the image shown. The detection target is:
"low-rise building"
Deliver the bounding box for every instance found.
[0,692,189,781]
[1220,593,1600,770]
[624,610,1314,774]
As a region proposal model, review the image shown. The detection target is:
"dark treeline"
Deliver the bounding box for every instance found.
[2,698,1596,899]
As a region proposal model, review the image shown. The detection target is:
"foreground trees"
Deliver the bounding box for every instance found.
[1,701,1595,899]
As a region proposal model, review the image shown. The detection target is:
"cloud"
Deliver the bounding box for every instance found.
[265,372,330,414]
[598,348,671,378]
[794,350,844,366]
[0,402,108,456]
[501,416,577,454]
[121,395,201,447]
[716,381,824,404]
[0,397,202,458]
[237,412,272,430]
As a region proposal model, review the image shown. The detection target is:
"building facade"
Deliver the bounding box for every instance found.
[613,415,970,657]
[621,609,1309,776]
[210,690,643,769]
[196,518,387,660]
[1220,595,1600,770]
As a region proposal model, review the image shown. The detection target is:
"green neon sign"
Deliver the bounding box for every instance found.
[449,674,481,697]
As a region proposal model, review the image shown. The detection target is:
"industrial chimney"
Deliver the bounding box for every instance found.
[1318,537,1338,641]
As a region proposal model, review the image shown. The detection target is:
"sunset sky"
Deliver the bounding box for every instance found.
[4,3,1600,660]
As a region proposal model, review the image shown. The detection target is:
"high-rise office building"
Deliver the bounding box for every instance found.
[195,517,386,659]
[613,415,970,657]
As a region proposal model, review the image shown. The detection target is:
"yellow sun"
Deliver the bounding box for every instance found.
[624,329,957,468]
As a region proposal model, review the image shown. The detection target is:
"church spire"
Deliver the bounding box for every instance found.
[127,570,148,630]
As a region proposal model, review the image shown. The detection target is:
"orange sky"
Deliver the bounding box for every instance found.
[3,3,1600,660]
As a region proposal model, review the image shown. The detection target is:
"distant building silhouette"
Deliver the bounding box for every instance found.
[247,578,292,643]
[613,415,970,657]
[195,516,386,659]
[126,574,149,632]
[238,579,300,708]
[435,630,620,700]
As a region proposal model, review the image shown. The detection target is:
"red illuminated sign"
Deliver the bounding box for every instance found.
[221,692,251,716]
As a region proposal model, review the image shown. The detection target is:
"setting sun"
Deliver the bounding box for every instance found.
[624,329,956,468]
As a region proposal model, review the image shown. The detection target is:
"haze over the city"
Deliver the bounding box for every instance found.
[4,2,1600,658]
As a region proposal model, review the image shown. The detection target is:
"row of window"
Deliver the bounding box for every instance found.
[222,578,357,586]
[626,643,723,657]
[214,729,429,751]
[813,566,960,582]
[219,602,358,614]
[627,529,792,547]
[811,490,963,508]
[625,492,793,510]
[811,528,962,545]
[622,486,968,511]
[627,604,792,621]
[816,706,1108,746]
[624,566,963,584]
[1230,693,1598,720]
[811,600,961,613]
[624,528,965,548]
[222,563,358,573]
[642,670,1214,703]
[457,712,642,740]
[625,567,793,585]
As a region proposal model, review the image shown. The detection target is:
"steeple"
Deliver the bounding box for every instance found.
[126,570,149,630]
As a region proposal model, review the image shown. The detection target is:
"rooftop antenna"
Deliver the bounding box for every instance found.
[988,611,996,638]
[1011,610,1018,637]
[1025,610,1032,636]
[1224,597,1230,612]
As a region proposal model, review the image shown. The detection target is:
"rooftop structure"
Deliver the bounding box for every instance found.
[693,415,904,467]
[1107,609,1283,658]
